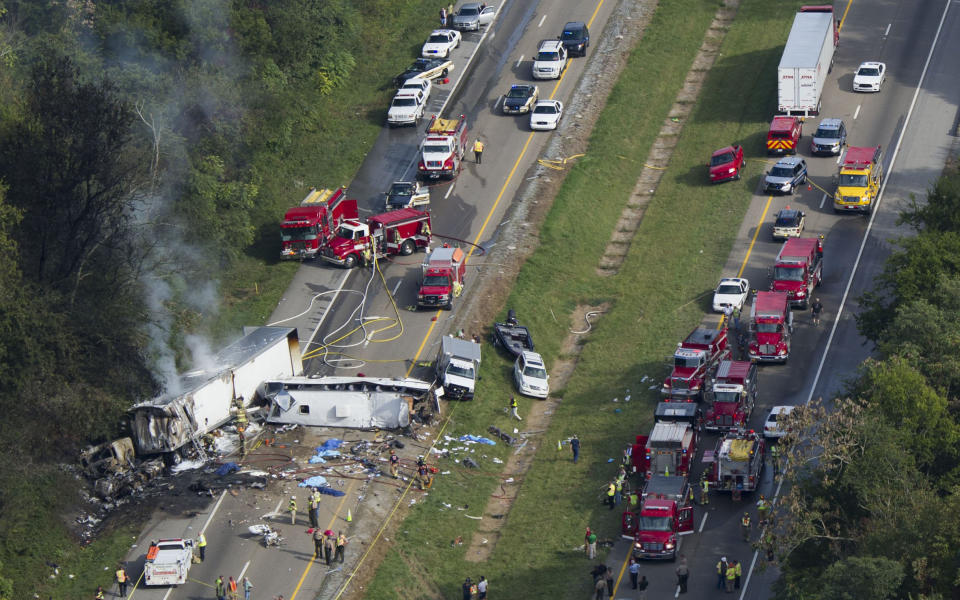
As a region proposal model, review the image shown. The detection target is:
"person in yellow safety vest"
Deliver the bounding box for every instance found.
[452,279,463,297]
[716,558,727,590]
[614,479,623,506]
[116,567,128,597]
[389,449,400,478]
[757,495,771,524]
[197,532,206,561]
[308,492,319,529]
[741,513,752,542]
[701,478,710,505]
[422,222,431,238]
[725,560,737,592]
[606,482,616,510]
[362,244,373,267]
[95,586,105,600]
[473,139,484,164]
[289,495,297,525]
[629,491,639,507]
[770,443,781,476]
[734,559,743,589]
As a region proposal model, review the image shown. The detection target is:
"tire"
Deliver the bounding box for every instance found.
[400,240,415,256]
[343,254,357,269]
[734,170,742,181]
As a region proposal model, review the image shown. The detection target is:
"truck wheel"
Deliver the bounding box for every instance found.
[400,240,415,256]
[343,254,357,269]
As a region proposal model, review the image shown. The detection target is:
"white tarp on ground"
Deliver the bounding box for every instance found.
[265,377,432,429]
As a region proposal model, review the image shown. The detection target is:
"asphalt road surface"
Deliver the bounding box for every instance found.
[602,1,960,600]
[120,0,621,598]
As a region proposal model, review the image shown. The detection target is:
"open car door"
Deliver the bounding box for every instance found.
[678,506,694,534]
[621,511,638,538]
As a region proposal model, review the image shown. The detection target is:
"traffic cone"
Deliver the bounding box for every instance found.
[347,510,352,522]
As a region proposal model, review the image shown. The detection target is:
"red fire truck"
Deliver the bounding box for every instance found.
[321,208,432,268]
[661,326,730,400]
[703,360,758,432]
[748,291,794,362]
[770,236,823,308]
[280,187,357,260]
[622,475,693,561]
[418,246,466,309]
[631,421,697,481]
[418,115,469,179]
[707,430,765,495]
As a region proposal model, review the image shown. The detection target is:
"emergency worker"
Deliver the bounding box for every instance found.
[741,513,751,542]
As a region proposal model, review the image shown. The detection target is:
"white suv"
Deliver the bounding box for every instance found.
[514,351,549,398]
[532,40,567,80]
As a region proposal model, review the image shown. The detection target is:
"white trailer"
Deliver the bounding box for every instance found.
[143,538,194,586]
[777,6,837,117]
[130,327,302,457]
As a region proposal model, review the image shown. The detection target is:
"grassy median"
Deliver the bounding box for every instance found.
[362,0,807,598]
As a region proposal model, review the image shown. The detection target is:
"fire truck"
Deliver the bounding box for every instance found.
[747,291,794,362]
[418,246,466,309]
[631,421,697,481]
[622,475,693,561]
[661,326,730,400]
[766,116,802,155]
[418,115,469,179]
[834,145,883,214]
[703,360,757,432]
[770,236,823,309]
[707,430,765,495]
[280,187,357,260]
[321,208,432,268]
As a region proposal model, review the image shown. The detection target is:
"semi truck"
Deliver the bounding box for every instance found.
[418,246,466,310]
[418,115,468,179]
[661,326,730,400]
[747,291,794,362]
[144,538,195,586]
[834,145,883,214]
[280,187,358,260]
[435,335,481,400]
[770,236,823,309]
[703,360,758,432]
[321,208,432,268]
[777,6,838,117]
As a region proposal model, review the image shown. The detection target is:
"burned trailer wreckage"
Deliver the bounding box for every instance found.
[129,327,303,458]
[265,377,434,429]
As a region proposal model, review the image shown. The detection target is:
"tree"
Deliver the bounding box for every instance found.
[821,556,904,600]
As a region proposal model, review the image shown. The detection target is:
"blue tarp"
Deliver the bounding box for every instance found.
[459,435,497,446]
[298,476,328,488]
[317,486,346,497]
[216,462,240,475]
[308,455,327,464]
[314,449,341,458]
[317,439,344,451]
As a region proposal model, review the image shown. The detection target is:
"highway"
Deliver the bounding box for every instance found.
[120,0,622,598]
[603,1,960,599]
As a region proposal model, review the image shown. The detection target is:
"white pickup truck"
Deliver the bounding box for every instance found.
[144,538,194,586]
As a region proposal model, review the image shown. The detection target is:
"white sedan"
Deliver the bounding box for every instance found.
[852,61,886,92]
[421,29,461,58]
[712,277,750,312]
[529,100,563,130]
[763,405,796,438]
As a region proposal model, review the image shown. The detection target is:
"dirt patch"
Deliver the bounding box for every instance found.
[596,0,743,276]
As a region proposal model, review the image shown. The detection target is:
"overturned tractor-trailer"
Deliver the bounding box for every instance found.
[129,327,303,458]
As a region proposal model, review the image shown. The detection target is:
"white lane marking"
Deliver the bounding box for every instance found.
[238,560,251,579]
[698,512,709,532]
[271,498,284,519]
[162,587,173,600]
[819,192,827,209]
[675,585,681,598]
[200,491,228,535]
[494,96,503,111]
[836,153,842,165]
[740,4,954,599]
[538,15,546,27]
[515,55,524,68]
[884,23,892,36]
[307,269,352,352]
[444,182,456,199]
[392,280,402,296]
[853,104,861,119]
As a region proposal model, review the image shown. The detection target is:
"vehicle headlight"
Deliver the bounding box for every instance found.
[728,168,736,173]
[778,349,787,355]
[665,542,675,550]
[796,290,806,298]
